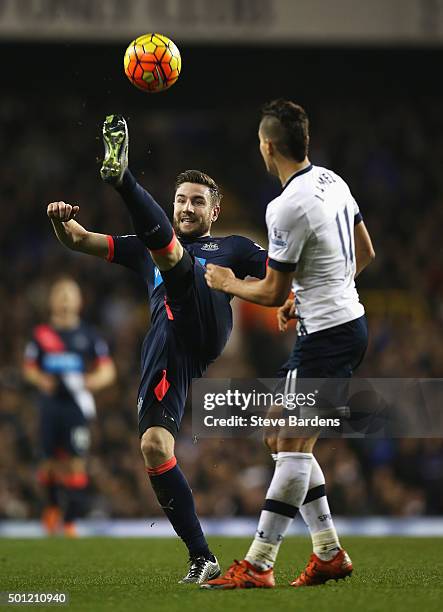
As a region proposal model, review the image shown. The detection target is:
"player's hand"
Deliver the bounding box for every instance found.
[47,201,80,222]
[205,264,236,292]
[277,298,297,332]
[37,373,58,395]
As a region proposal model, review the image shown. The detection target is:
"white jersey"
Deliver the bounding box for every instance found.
[266,164,365,334]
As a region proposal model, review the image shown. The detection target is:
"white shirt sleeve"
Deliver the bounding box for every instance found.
[351,194,364,225]
[267,200,310,265]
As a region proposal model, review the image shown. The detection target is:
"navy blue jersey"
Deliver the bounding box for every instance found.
[24,322,111,418]
[107,234,267,328]
[106,233,267,434]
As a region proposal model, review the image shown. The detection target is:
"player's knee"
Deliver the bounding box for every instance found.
[160,249,193,300]
[39,459,55,474]
[64,456,86,475]
[263,432,278,453]
[263,405,281,452]
[140,427,174,467]
[150,241,184,272]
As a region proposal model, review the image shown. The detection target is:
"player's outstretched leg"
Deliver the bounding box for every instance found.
[100,115,181,271]
[292,456,353,586]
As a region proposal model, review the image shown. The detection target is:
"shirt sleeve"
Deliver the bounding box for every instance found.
[24,340,40,366]
[266,202,310,272]
[352,196,363,225]
[231,237,268,280]
[91,336,112,364]
[106,234,152,277]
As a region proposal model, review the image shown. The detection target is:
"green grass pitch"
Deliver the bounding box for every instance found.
[1,537,442,611]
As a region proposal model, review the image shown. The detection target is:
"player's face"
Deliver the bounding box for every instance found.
[258,125,278,176]
[173,183,220,239]
[49,279,82,317]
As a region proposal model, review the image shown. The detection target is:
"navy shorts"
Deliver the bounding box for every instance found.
[138,257,232,438]
[38,397,91,459]
[279,315,368,378]
[277,315,368,417]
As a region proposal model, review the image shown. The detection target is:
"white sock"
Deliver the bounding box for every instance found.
[299,456,341,560]
[246,452,313,570]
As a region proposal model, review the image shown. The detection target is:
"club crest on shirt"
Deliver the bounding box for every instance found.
[200,242,219,251]
[271,228,289,247]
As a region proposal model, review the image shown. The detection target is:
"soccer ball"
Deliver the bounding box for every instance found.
[123,33,181,93]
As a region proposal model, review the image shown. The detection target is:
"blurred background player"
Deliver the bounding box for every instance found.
[204,99,375,588]
[45,114,267,581]
[23,278,116,536]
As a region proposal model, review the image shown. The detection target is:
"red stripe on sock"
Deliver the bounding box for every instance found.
[106,235,115,262]
[150,233,177,257]
[146,456,177,476]
[62,473,89,489]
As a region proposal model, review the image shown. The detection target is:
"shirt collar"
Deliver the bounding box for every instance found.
[180,234,212,245]
[282,164,313,191]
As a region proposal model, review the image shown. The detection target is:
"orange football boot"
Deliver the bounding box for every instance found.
[290,549,353,587]
[201,559,275,589]
[41,506,61,535]
[63,522,78,538]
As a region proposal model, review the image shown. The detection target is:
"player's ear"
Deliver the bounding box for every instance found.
[211,204,220,222]
[266,140,275,156]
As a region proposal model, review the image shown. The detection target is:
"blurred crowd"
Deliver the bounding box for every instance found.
[1,45,442,520]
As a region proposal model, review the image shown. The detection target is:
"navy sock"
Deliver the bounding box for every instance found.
[62,473,89,523]
[64,486,89,523]
[148,458,213,559]
[117,169,174,251]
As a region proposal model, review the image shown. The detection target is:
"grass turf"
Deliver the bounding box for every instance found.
[0,537,442,612]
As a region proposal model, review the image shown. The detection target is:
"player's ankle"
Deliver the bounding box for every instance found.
[315,546,341,561]
[245,554,274,572]
[312,527,341,560]
[115,168,133,192]
[190,548,214,563]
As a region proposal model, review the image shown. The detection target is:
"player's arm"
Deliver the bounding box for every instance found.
[277,296,296,332]
[23,362,58,394]
[47,201,109,258]
[205,264,293,307]
[354,220,375,277]
[23,342,57,395]
[84,358,116,393]
[233,237,268,280]
[207,204,303,306]
[84,334,116,393]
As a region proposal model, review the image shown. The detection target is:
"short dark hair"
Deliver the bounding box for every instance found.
[260,99,309,162]
[175,170,222,207]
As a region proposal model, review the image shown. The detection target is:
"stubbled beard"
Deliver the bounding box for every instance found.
[173,217,210,240]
